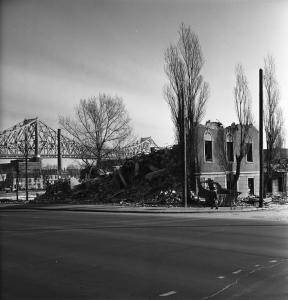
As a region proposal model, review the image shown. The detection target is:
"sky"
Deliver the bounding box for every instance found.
[1,0,288,149]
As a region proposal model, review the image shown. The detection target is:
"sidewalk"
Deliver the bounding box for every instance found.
[2,203,288,223]
[0,202,279,214]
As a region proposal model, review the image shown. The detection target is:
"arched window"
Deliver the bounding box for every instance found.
[246,136,253,162]
[204,131,213,162]
[226,133,234,162]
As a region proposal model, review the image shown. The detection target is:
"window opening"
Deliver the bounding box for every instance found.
[248,178,254,195]
[246,137,253,162]
[204,131,213,162]
[226,134,234,162]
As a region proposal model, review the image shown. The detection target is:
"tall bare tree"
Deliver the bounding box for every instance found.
[264,55,285,192]
[232,64,253,191]
[59,94,132,173]
[164,23,209,190]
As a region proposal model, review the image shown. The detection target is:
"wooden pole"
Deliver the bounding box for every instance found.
[183,103,188,208]
[259,69,264,208]
[34,118,38,157]
[57,129,62,174]
[25,129,28,202]
[16,163,19,201]
[184,117,187,207]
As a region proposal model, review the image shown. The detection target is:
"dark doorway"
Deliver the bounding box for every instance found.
[248,178,254,195]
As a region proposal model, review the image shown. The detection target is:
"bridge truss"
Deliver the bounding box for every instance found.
[0,118,159,160]
[0,118,78,159]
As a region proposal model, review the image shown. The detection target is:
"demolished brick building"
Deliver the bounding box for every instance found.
[195,121,259,197]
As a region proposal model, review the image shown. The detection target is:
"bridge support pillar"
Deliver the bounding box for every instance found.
[57,129,62,173]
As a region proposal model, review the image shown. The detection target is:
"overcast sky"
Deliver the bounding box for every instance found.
[1,0,288,147]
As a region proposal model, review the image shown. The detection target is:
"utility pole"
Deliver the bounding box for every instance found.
[25,129,28,202]
[183,104,188,208]
[35,118,39,157]
[57,129,62,174]
[16,163,19,201]
[259,69,264,208]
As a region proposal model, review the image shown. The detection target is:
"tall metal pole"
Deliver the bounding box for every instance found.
[259,69,264,208]
[25,129,28,202]
[16,163,19,201]
[34,118,38,157]
[57,129,62,174]
[183,106,188,208]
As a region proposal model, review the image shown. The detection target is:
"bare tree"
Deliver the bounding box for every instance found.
[264,55,285,193]
[59,94,132,174]
[232,64,253,191]
[164,23,209,190]
[215,125,232,173]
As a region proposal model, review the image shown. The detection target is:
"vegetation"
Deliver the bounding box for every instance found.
[164,23,209,191]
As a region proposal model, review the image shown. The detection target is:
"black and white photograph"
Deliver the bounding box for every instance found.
[1,0,288,299]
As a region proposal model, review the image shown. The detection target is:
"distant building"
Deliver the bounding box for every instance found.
[0,159,43,190]
[264,148,288,194]
[0,158,80,191]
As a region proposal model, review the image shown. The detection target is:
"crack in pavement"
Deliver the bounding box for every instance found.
[201,258,288,300]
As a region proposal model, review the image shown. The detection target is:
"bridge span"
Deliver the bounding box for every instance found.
[0,118,159,161]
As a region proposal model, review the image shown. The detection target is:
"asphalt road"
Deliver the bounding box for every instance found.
[1,210,288,299]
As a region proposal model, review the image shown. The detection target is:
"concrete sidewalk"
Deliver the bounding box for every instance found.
[0,202,275,213]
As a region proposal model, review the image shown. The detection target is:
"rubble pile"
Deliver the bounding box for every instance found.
[31,180,72,204]
[104,146,183,204]
[264,193,288,205]
[137,189,183,207]
[35,146,286,208]
[34,146,187,205]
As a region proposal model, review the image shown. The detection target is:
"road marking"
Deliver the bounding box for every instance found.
[201,279,239,300]
[269,260,277,263]
[232,269,242,274]
[217,276,225,279]
[159,291,177,297]
[254,264,260,267]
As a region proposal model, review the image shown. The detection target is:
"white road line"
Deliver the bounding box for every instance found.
[232,269,242,274]
[254,264,260,267]
[201,279,239,300]
[159,291,177,297]
[217,276,225,279]
[269,260,277,263]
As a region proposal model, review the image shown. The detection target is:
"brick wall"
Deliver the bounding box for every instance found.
[193,123,259,195]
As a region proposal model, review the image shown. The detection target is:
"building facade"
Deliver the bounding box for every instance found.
[264,148,288,195]
[0,159,80,191]
[195,121,259,197]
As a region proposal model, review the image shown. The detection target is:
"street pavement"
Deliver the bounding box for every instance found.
[1,208,288,299]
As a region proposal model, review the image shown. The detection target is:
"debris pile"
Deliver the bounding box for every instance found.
[235,193,288,207]
[32,179,72,204]
[146,189,182,206]
[34,147,287,208]
[264,193,288,205]
[34,146,186,205]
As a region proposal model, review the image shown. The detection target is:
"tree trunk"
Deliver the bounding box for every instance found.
[232,155,243,192]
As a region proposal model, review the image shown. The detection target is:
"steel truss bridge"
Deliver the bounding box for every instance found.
[0,118,78,159]
[0,118,158,160]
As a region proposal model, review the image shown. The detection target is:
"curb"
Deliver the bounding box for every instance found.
[0,204,271,214]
